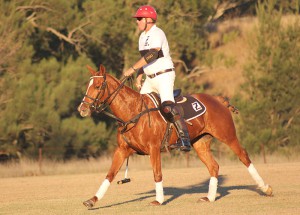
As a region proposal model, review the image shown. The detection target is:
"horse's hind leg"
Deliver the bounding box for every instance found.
[83,146,131,208]
[227,137,273,196]
[193,135,219,202]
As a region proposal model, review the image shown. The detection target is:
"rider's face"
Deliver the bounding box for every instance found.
[136,17,146,31]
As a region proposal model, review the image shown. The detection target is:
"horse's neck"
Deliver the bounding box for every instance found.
[107,75,144,120]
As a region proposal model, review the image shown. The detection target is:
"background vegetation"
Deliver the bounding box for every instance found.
[0,0,299,163]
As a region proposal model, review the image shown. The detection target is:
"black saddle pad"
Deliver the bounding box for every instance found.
[147,93,206,121]
[176,95,206,121]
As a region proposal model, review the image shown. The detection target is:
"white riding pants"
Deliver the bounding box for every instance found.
[140,71,175,103]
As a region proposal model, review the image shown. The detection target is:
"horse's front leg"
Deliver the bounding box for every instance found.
[149,145,164,206]
[83,146,131,209]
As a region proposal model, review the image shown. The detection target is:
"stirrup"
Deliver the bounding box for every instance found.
[169,138,191,152]
[179,138,191,152]
[169,142,181,150]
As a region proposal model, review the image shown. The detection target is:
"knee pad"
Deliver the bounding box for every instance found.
[160,101,178,122]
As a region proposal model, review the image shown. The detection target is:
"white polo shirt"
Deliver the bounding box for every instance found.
[139,25,174,75]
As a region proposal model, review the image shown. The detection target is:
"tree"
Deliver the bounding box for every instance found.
[6,0,298,161]
[0,0,111,160]
[237,0,300,161]
[15,0,91,61]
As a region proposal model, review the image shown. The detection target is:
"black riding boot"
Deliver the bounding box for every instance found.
[173,115,191,152]
[160,101,191,152]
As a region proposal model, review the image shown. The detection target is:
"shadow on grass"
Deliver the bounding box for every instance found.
[90,175,261,210]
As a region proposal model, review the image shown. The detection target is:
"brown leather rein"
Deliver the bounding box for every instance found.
[82,74,159,133]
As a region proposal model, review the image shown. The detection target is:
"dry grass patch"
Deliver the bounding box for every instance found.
[1,161,300,215]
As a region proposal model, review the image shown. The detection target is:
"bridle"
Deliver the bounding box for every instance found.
[80,73,159,134]
[81,73,128,114]
[81,75,107,110]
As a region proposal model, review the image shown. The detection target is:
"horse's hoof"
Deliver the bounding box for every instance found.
[83,196,97,209]
[149,200,161,206]
[264,185,273,196]
[83,200,94,208]
[197,197,210,203]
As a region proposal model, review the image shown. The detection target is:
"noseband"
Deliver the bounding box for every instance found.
[81,74,128,113]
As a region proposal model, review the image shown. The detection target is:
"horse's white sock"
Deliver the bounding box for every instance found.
[248,163,268,192]
[155,181,164,204]
[207,177,218,202]
[95,179,110,200]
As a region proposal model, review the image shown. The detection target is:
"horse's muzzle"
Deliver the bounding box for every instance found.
[78,104,91,117]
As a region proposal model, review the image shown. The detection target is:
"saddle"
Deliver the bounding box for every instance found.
[147,89,206,121]
[146,89,206,151]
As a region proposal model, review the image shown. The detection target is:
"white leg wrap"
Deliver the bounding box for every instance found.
[95,179,110,200]
[207,177,218,202]
[248,164,268,192]
[155,181,164,204]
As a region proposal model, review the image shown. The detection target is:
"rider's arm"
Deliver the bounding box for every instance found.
[124,48,160,76]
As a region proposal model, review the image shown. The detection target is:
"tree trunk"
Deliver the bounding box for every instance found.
[38,147,43,174]
[260,144,267,163]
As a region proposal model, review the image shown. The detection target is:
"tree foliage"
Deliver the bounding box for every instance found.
[0,0,216,160]
[237,0,300,158]
[0,0,299,161]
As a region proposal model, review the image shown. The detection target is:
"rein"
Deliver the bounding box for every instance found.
[83,74,159,133]
[95,76,128,113]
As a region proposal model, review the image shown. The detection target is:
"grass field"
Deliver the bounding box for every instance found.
[1,158,300,215]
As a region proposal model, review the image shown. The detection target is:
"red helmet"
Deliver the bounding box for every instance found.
[133,5,157,20]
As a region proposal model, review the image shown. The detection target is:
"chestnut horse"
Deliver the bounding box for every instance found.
[78,65,272,208]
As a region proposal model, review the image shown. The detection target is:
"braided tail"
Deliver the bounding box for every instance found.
[214,96,239,114]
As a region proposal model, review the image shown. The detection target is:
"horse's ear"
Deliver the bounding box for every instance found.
[86,65,96,75]
[99,64,106,75]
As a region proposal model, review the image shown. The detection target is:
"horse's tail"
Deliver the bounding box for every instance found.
[214,96,239,114]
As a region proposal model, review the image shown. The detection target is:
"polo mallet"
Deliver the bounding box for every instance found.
[117,157,131,184]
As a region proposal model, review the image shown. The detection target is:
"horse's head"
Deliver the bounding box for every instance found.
[77,64,107,117]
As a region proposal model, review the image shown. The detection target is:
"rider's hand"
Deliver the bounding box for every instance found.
[135,81,142,91]
[135,74,143,91]
[123,67,135,77]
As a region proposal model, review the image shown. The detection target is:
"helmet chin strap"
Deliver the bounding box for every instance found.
[143,18,155,31]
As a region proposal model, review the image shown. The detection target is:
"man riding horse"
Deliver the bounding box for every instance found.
[123,5,191,152]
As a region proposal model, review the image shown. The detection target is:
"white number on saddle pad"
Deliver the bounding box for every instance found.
[192,101,203,112]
